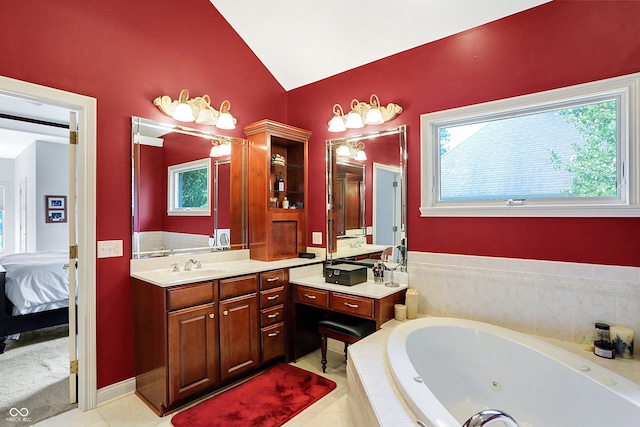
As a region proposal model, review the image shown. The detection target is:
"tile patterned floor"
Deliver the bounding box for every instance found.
[34,346,353,427]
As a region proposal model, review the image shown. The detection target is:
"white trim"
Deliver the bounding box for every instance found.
[96,377,136,407]
[0,75,98,411]
[420,72,640,217]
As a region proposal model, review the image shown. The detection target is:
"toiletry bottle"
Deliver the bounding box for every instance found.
[276,172,285,193]
[282,197,289,209]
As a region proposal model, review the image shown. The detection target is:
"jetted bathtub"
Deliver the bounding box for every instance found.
[387,317,640,427]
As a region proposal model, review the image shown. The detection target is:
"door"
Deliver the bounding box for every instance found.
[167,303,219,404]
[373,164,401,246]
[219,293,260,381]
[19,178,27,252]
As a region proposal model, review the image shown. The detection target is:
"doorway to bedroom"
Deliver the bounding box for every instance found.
[0,78,97,423]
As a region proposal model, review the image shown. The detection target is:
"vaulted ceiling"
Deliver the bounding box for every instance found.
[210,0,550,90]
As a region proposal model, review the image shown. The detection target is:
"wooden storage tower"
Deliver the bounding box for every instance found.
[244,120,311,261]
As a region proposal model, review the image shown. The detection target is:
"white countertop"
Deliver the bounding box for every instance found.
[329,244,387,260]
[130,250,323,287]
[289,274,407,299]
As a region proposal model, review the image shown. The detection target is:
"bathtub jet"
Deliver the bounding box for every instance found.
[387,317,640,427]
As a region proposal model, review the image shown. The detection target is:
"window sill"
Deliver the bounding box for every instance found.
[419,204,640,217]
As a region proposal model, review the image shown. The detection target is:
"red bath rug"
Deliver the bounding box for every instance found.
[171,363,336,427]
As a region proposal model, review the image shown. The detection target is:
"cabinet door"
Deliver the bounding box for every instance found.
[219,293,260,381]
[167,303,218,404]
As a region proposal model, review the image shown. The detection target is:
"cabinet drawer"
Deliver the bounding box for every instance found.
[261,322,285,362]
[260,304,284,327]
[331,292,374,318]
[260,269,286,290]
[294,286,329,308]
[167,282,214,311]
[260,286,285,308]
[219,274,258,300]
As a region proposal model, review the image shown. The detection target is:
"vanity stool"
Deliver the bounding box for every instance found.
[318,314,376,373]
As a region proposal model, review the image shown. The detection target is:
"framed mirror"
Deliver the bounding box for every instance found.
[326,125,407,270]
[131,116,247,258]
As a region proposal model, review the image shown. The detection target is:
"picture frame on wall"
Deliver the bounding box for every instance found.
[46,195,67,223]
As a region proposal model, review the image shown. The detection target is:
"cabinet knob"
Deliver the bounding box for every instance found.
[209,313,215,319]
[223,310,229,316]
[344,302,359,308]
[304,294,316,300]
[268,331,281,337]
[267,295,279,300]
[267,313,279,318]
[267,277,279,282]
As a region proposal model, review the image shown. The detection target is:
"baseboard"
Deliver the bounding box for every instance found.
[96,377,136,406]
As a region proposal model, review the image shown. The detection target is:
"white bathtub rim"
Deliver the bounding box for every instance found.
[387,317,640,427]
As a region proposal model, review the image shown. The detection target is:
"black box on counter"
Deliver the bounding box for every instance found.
[324,263,367,286]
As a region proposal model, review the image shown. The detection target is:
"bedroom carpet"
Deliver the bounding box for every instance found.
[171,363,337,427]
[0,325,76,425]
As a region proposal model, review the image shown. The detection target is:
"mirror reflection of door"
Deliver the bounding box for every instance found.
[373,163,401,246]
[335,163,364,237]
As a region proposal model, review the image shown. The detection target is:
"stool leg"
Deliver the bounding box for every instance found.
[321,335,328,373]
[344,342,348,361]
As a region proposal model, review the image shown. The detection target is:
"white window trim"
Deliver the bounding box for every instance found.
[420,73,640,217]
[167,158,211,216]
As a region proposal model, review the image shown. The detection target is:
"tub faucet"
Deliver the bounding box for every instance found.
[462,409,519,427]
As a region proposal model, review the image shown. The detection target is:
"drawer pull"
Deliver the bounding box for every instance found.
[223,310,229,316]
[209,313,215,319]
[344,302,359,308]
[304,294,316,300]
[267,295,280,300]
[267,313,279,318]
[267,277,279,282]
[268,331,281,337]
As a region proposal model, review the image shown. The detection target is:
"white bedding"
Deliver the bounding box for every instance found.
[0,250,70,315]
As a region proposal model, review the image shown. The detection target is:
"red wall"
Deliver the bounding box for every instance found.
[2,0,640,392]
[0,0,286,388]
[288,1,640,267]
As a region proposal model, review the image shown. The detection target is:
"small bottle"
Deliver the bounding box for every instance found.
[594,323,615,359]
[282,197,289,209]
[276,172,285,192]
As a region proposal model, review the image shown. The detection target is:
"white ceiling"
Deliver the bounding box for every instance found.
[210,0,551,90]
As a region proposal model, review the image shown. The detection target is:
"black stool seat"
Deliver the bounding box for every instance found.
[318,315,376,338]
[317,314,376,373]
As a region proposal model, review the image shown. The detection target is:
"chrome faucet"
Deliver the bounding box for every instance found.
[184,259,200,271]
[463,409,519,427]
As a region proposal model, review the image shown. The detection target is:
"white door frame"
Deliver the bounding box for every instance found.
[0,75,97,411]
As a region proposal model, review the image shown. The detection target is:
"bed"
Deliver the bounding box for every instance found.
[0,250,71,353]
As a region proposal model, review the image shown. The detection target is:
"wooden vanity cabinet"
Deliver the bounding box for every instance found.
[133,269,290,415]
[132,278,218,415]
[219,274,260,381]
[245,120,311,261]
[259,269,288,362]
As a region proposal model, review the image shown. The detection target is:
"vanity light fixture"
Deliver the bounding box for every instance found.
[209,138,232,157]
[154,89,238,129]
[328,94,402,133]
[336,140,367,161]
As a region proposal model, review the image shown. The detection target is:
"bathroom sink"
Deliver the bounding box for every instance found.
[136,267,229,283]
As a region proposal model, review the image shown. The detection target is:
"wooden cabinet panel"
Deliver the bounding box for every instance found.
[261,322,285,362]
[331,292,374,319]
[219,274,258,300]
[167,303,218,404]
[260,269,287,290]
[294,285,329,308]
[219,293,260,381]
[260,304,284,327]
[167,282,214,311]
[260,286,285,308]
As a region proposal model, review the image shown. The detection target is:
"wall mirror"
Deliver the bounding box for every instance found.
[326,125,407,270]
[131,116,247,259]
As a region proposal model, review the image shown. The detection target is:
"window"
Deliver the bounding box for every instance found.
[168,158,211,216]
[420,74,640,217]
